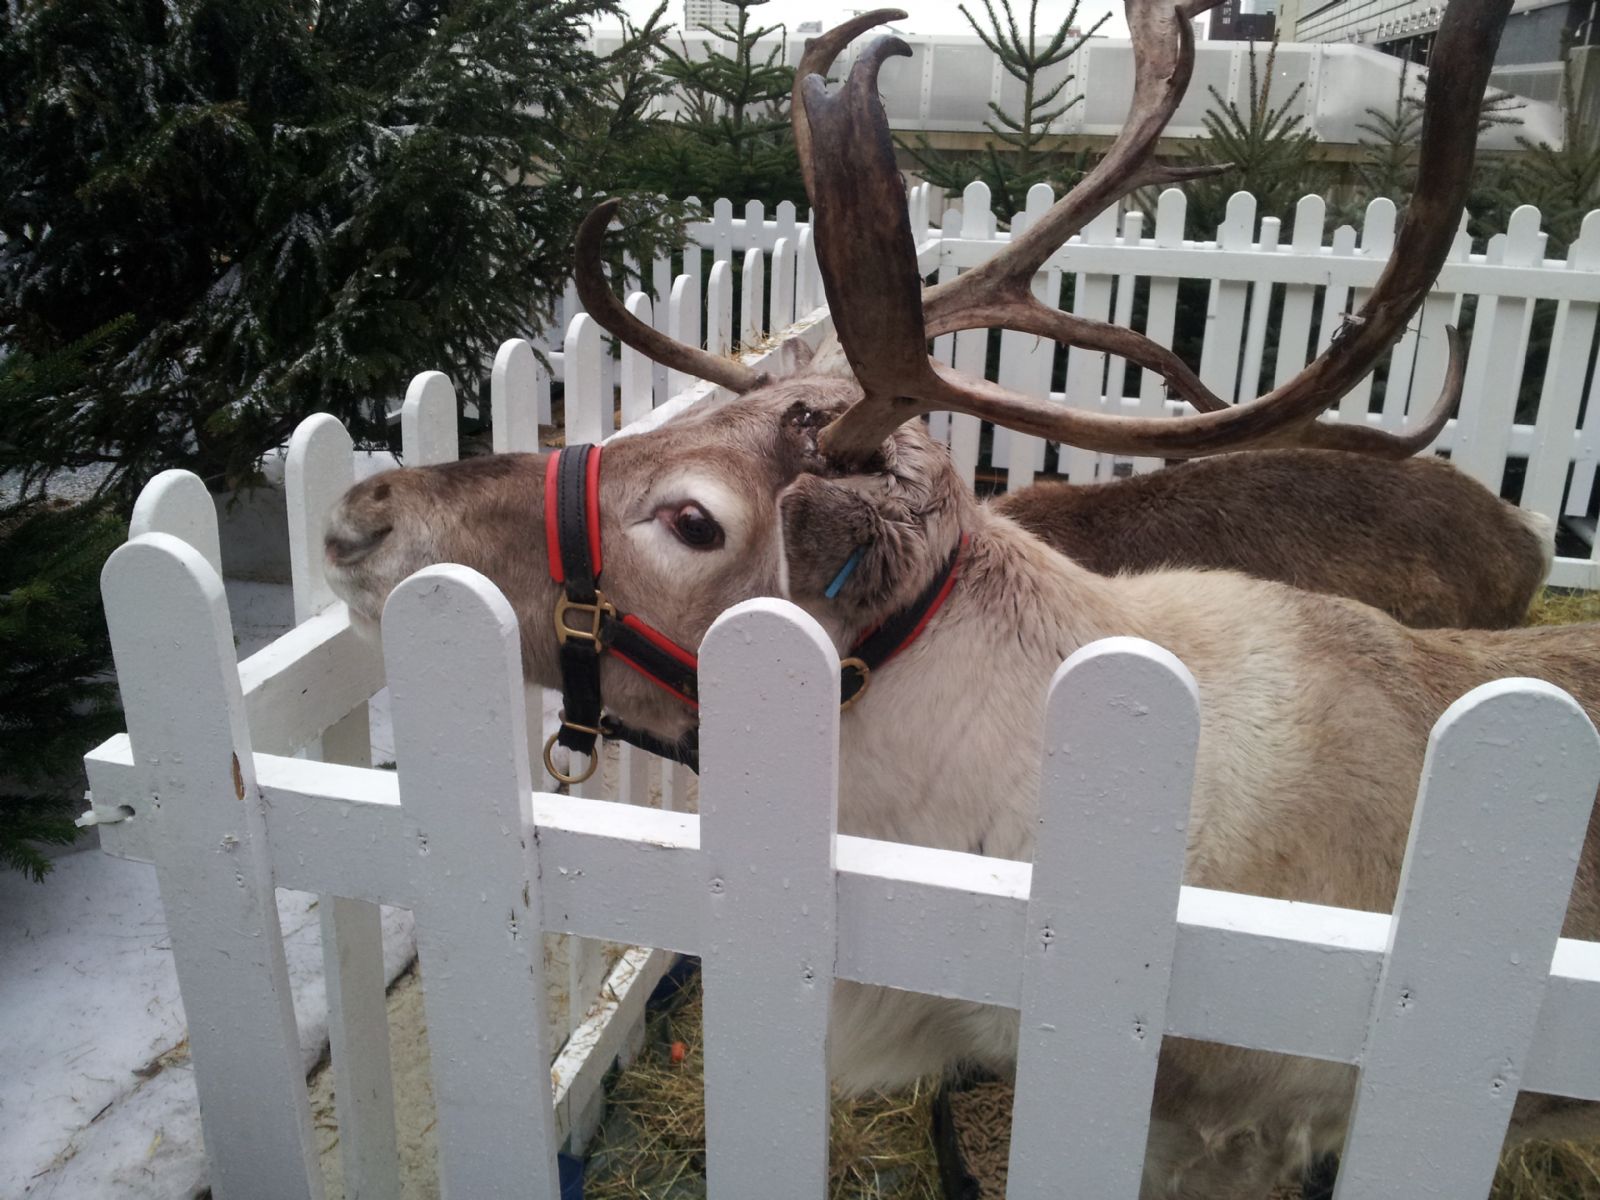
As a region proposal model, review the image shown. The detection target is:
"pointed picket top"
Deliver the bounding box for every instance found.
[285,414,355,622]
[774,199,798,249]
[129,469,223,581]
[400,371,458,466]
[564,313,611,444]
[744,197,765,247]
[491,338,546,455]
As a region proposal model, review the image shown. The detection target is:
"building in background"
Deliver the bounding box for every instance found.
[1209,0,1277,41]
[683,0,739,31]
[1277,0,1599,106]
[796,20,822,32]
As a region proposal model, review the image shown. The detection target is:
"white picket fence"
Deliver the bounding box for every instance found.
[78,183,1600,1196]
[81,533,1600,1198]
[551,183,1600,588]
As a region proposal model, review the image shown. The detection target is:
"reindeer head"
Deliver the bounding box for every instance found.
[326,0,1504,751]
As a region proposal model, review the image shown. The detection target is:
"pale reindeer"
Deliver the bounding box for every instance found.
[323,0,1600,1193]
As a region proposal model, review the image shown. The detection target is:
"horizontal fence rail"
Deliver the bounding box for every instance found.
[86,537,1600,1198]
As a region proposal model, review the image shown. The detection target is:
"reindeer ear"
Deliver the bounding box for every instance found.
[778,474,924,617]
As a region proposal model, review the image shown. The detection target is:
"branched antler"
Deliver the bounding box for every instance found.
[803,0,1509,465]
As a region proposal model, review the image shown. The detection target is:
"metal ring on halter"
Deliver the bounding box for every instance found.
[543,731,600,785]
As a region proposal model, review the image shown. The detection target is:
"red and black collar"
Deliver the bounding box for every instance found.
[544,443,966,783]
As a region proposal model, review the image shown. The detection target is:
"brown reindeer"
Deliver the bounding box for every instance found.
[323,1,1599,1193]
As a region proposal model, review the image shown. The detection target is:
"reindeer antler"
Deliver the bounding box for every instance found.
[805,0,1509,464]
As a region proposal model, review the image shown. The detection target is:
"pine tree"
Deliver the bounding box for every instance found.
[0,336,126,883]
[1165,39,1324,238]
[901,0,1105,226]
[618,0,807,208]
[0,0,676,498]
[1482,60,1600,254]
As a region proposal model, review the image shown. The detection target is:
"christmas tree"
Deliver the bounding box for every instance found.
[0,0,674,496]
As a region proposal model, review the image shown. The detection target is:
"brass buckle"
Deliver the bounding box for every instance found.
[543,712,603,785]
[838,656,871,712]
[554,591,616,647]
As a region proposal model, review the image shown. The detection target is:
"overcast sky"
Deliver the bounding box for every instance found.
[610,0,1132,41]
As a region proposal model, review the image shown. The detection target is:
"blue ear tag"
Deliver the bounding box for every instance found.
[825,545,867,600]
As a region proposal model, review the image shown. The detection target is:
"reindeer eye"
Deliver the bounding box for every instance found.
[668,503,723,550]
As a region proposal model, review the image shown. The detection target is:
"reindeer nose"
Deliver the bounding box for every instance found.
[325,524,391,567]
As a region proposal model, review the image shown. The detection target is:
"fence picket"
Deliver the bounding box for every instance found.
[712,197,734,264]
[1524,212,1600,519]
[929,207,965,447]
[400,371,458,465]
[1007,640,1199,1198]
[795,226,820,315]
[700,600,839,1200]
[129,469,223,580]
[651,255,674,400]
[102,534,322,1200]
[774,199,798,250]
[565,314,613,444]
[1198,192,1255,405]
[491,338,547,454]
[1272,194,1325,387]
[1132,189,1186,474]
[285,415,400,1200]
[1453,207,1545,489]
[1102,207,1143,475]
[995,186,1056,481]
[667,275,696,399]
[1237,214,1279,402]
[770,237,796,332]
[1316,223,1359,356]
[1060,200,1119,483]
[741,247,765,347]
[621,293,656,425]
[1333,680,1600,1198]
[1337,198,1396,424]
[707,260,733,358]
[383,565,561,1199]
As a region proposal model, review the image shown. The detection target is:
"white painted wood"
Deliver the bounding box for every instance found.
[740,247,765,347]
[1524,211,1600,520]
[621,292,656,427]
[1102,207,1143,475]
[994,187,1055,480]
[1007,640,1199,1199]
[400,371,458,466]
[1198,192,1255,404]
[285,414,400,1200]
[1337,197,1396,424]
[795,225,819,316]
[1404,223,1471,433]
[1272,194,1325,387]
[711,196,734,264]
[1334,680,1600,1199]
[706,259,733,357]
[770,237,796,332]
[1238,215,1280,403]
[382,565,560,1200]
[1453,206,1545,490]
[949,188,995,486]
[667,275,696,399]
[774,200,798,251]
[650,254,673,401]
[927,207,964,447]
[86,721,1600,1104]
[101,533,322,1200]
[699,599,839,1200]
[491,338,546,454]
[1059,200,1118,483]
[564,313,612,445]
[129,469,223,578]
[1316,223,1359,356]
[1132,189,1186,475]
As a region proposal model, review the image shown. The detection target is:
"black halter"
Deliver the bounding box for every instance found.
[544,443,967,783]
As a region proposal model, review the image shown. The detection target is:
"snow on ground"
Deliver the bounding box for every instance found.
[3,579,411,1198]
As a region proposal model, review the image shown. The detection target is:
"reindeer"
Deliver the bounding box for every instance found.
[323,1,1600,1193]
